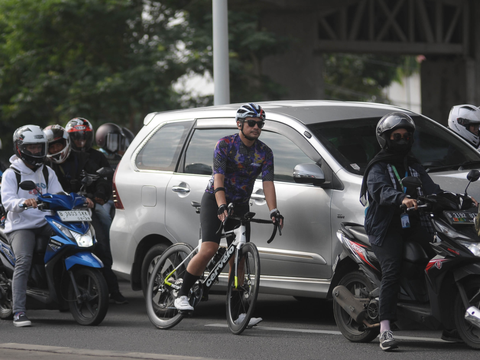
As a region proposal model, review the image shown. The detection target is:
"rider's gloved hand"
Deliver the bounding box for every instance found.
[269,208,284,229]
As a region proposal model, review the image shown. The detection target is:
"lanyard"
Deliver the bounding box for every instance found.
[391,165,408,193]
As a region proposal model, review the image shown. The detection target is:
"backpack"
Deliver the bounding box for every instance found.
[0,165,50,227]
[10,165,50,192]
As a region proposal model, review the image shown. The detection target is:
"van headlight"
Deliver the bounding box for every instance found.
[457,241,480,257]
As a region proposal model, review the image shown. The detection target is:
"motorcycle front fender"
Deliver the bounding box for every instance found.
[64,252,104,270]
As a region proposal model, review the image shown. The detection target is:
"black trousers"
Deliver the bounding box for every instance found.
[371,221,434,322]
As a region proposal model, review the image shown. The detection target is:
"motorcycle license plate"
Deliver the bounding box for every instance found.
[443,210,477,225]
[57,210,92,222]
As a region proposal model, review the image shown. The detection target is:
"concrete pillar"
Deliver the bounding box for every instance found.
[261,11,324,100]
[421,57,467,126]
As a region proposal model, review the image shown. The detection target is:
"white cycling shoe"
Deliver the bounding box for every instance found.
[235,313,263,327]
[174,295,194,311]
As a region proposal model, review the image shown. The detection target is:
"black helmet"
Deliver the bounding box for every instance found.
[376,112,415,149]
[96,123,134,154]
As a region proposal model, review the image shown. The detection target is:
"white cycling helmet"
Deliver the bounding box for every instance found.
[448,104,480,147]
[13,125,48,168]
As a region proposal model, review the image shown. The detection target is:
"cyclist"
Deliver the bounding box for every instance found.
[61,119,127,305]
[1,125,86,327]
[448,104,480,149]
[174,103,284,326]
[359,113,442,350]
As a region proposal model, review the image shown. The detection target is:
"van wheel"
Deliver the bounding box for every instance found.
[141,244,168,296]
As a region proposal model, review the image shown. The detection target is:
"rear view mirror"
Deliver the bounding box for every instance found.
[401,176,422,189]
[467,169,480,182]
[293,163,325,185]
[19,180,37,191]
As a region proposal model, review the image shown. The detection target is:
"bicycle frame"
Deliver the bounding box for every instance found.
[163,223,246,292]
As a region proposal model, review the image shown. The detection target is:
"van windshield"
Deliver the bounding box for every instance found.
[307,116,480,176]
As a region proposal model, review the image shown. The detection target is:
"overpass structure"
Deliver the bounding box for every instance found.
[258,0,479,124]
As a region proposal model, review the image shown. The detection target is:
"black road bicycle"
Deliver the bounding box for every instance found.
[145,203,280,335]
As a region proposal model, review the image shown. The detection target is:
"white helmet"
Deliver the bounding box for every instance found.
[448,104,480,147]
[13,125,48,168]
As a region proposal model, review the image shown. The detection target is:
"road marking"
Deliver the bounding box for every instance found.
[205,324,448,343]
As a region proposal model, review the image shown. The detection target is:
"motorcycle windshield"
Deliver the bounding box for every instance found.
[39,193,86,210]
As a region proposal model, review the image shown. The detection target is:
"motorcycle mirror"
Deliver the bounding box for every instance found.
[96,167,114,178]
[467,169,480,182]
[19,180,37,191]
[401,176,422,189]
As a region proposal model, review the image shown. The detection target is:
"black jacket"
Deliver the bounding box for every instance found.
[49,149,112,203]
[364,161,441,246]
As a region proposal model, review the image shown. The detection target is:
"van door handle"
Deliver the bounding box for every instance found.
[172,185,190,194]
[251,193,265,200]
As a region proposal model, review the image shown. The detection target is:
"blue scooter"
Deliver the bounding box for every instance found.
[0,180,108,325]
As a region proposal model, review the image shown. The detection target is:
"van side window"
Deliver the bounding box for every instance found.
[183,129,234,175]
[259,131,314,183]
[135,122,192,171]
[184,128,313,182]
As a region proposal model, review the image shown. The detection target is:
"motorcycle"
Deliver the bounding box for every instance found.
[0,180,109,326]
[332,169,480,349]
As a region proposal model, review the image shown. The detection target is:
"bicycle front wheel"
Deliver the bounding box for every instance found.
[145,243,194,329]
[226,242,261,335]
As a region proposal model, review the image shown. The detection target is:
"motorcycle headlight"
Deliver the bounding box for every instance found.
[52,221,94,248]
[458,241,480,257]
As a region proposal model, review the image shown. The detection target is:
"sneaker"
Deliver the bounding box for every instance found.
[235,313,263,327]
[174,295,194,311]
[379,330,398,351]
[13,312,31,328]
[110,292,128,305]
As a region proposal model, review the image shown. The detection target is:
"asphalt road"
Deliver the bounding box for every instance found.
[1,280,479,360]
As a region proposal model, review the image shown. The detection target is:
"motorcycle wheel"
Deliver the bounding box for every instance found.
[454,276,480,349]
[333,271,379,343]
[68,267,108,326]
[0,272,13,320]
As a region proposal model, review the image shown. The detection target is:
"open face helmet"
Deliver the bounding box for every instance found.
[65,117,94,152]
[376,112,416,150]
[43,125,71,164]
[13,125,47,168]
[448,104,480,147]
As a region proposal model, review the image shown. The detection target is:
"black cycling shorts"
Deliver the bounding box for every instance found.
[200,192,250,245]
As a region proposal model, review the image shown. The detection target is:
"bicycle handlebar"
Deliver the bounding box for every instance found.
[215,203,281,243]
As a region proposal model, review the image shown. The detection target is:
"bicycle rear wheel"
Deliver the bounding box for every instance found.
[226,242,261,335]
[145,243,194,329]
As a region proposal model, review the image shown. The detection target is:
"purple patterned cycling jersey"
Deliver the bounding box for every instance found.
[206,133,274,204]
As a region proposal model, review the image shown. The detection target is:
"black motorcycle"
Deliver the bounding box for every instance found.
[332,170,480,349]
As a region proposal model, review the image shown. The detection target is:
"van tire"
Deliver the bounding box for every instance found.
[141,244,168,297]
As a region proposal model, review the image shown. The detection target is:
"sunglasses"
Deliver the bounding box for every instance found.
[391,132,412,142]
[246,120,265,129]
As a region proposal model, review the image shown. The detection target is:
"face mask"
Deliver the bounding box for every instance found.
[388,138,412,155]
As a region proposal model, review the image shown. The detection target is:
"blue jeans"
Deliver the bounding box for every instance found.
[8,224,51,314]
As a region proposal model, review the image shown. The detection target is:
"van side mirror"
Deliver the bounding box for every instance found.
[293,163,325,185]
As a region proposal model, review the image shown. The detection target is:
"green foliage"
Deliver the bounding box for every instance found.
[0,0,193,153]
[324,54,419,102]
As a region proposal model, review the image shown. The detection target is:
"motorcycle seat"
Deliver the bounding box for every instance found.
[343,224,370,246]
